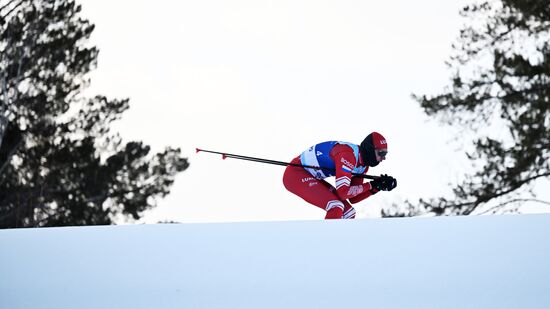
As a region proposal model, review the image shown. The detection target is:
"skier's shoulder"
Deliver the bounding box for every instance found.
[333,141,357,153]
[315,141,356,150]
[330,142,357,160]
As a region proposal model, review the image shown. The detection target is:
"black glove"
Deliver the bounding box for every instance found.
[370,174,397,191]
[382,175,397,191]
[369,176,385,191]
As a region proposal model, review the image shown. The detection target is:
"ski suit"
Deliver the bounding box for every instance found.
[283,141,379,219]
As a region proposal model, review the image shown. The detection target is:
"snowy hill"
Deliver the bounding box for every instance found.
[1,214,550,309]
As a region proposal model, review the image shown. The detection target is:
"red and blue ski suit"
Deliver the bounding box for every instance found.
[283,141,378,219]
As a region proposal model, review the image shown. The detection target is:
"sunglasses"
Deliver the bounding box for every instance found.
[376,149,388,158]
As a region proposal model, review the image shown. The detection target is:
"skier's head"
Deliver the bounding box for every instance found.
[360,132,388,167]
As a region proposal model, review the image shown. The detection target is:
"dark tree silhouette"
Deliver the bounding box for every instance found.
[0,0,189,228]
[383,0,550,217]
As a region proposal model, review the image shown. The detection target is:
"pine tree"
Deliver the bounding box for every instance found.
[0,0,189,228]
[383,0,550,216]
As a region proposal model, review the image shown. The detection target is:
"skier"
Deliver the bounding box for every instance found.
[283,132,396,219]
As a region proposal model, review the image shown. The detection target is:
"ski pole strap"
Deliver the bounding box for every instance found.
[196,148,378,179]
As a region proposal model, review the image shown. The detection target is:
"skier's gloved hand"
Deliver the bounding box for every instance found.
[369,176,385,191]
[381,175,397,191]
[370,174,397,191]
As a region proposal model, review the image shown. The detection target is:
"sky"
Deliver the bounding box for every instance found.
[2,214,550,308]
[76,0,549,223]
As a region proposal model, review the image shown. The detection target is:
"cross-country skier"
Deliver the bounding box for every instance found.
[283,132,396,219]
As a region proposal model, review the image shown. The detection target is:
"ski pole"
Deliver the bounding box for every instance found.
[196,148,378,179]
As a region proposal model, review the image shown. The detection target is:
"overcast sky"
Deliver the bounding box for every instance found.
[77,0,549,223]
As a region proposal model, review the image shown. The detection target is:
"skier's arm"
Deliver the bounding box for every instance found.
[331,145,375,200]
[348,187,379,204]
[349,174,397,204]
[350,176,365,186]
[346,177,376,203]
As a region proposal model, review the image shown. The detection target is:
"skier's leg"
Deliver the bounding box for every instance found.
[343,201,356,219]
[283,157,346,219]
[325,186,356,219]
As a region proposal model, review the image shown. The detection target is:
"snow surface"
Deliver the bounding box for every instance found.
[1,214,550,309]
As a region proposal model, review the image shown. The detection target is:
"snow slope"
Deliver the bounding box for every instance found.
[1,214,550,309]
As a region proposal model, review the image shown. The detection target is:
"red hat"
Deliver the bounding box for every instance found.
[360,132,388,167]
[371,132,387,150]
